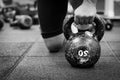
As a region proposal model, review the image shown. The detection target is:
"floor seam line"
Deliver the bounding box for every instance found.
[104,37,120,63]
[3,40,37,80]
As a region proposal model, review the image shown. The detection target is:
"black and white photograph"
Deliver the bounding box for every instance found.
[0,0,120,80]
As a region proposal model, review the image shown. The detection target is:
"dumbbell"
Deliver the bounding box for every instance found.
[2,7,17,23]
[105,19,113,31]
[10,15,33,29]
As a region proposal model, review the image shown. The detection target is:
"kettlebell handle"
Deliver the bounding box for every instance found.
[63,16,105,41]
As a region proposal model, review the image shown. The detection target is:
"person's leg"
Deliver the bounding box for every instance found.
[37,0,68,52]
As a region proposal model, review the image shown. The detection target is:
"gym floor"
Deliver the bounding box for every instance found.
[0,20,120,80]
